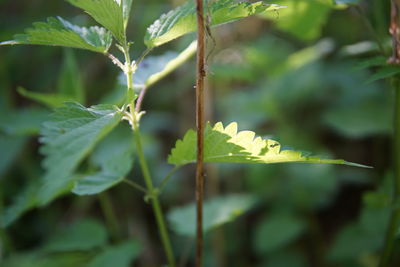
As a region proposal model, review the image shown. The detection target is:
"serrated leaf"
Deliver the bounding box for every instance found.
[366,65,400,83]
[72,125,134,195]
[144,0,282,48]
[67,0,125,43]
[87,240,141,267]
[1,17,112,53]
[44,219,107,252]
[168,122,368,167]
[38,102,123,205]
[168,194,257,236]
[120,41,197,90]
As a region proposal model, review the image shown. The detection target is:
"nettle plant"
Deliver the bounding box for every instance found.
[1,0,368,266]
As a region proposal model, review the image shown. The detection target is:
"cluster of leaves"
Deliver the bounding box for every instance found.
[0,0,386,266]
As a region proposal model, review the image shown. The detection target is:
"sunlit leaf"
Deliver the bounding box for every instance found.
[254,211,306,254]
[0,17,112,53]
[67,0,125,43]
[38,102,123,205]
[168,122,368,167]
[168,194,257,236]
[144,0,282,48]
[87,240,141,267]
[44,219,107,252]
[72,125,134,195]
[18,87,74,109]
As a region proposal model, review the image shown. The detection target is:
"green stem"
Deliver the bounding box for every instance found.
[123,47,176,267]
[380,77,400,267]
[132,123,176,267]
[98,192,121,242]
[159,166,180,192]
[123,179,148,193]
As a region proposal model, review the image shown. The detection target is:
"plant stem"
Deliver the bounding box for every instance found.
[98,192,121,242]
[131,122,176,267]
[123,179,148,193]
[380,2,400,265]
[123,47,176,267]
[159,166,180,192]
[380,78,400,267]
[195,0,206,266]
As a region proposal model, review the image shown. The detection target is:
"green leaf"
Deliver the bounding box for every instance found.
[67,0,125,43]
[0,107,48,135]
[0,178,39,227]
[38,102,123,205]
[168,122,368,167]
[254,211,306,254]
[18,50,85,108]
[334,0,360,5]
[353,56,386,70]
[121,0,133,27]
[87,240,141,267]
[1,17,112,53]
[18,87,74,108]
[44,219,107,252]
[144,0,282,48]
[57,49,85,103]
[366,65,400,83]
[121,41,197,90]
[0,135,27,176]
[260,0,333,41]
[72,125,134,195]
[168,194,257,236]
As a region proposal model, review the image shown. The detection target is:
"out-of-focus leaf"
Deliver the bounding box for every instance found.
[126,41,196,89]
[1,251,91,267]
[0,135,27,176]
[0,107,48,135]
[145,0,282,48]
[254,211,306,254]
[67,0,125,43]
[262,250,307,267]
[18,87,73,108]
[334,0,361,5]
[323,101,392,137]
[72,125,134,195]
[0,17,112,53]
[38,102,123,205]
[260,0,333,41]
[44,219,107,252]
[57,49,85,103]
[353,56,386,70]
[87,240,141,267]
[366,65,400,83]
[0,180,39,227]
[168,122,368,167]
[168,194,257,236]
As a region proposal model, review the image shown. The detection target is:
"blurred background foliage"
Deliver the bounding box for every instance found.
[0,0,398,266]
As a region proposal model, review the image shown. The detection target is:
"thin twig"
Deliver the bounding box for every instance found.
[159,166,181,192]
[195,0,207,266]
[105,52,125,70]
[135,86,147,113]
[123,179,148,193]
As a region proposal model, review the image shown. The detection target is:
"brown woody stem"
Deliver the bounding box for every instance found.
[195,0,206,266]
